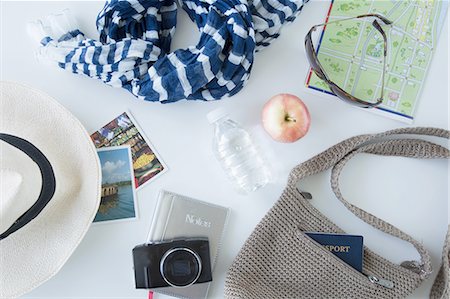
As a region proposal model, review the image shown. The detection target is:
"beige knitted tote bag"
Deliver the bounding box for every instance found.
[225,127,450,299]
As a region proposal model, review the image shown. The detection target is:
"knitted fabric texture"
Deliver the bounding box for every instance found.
[225,127,450,299]
[430,227,450,299]
[30,0,307,103]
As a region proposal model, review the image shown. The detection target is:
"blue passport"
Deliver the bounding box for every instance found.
[305,232,363,272]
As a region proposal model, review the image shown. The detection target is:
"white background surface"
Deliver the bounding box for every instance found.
[1,1,449,298]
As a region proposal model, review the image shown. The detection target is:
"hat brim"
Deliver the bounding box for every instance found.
[0,81,101,298]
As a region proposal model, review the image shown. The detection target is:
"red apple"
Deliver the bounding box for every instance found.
[262,94,310,143]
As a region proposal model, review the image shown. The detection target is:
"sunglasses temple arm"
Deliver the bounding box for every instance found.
[358,13,393,25]
[313,14,393,28]
[372,20,388,103]
[379,58,386,103]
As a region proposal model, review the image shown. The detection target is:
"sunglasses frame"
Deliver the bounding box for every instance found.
[305,13,393,108]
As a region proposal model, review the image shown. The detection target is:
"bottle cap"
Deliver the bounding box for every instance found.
[207,108,229,124]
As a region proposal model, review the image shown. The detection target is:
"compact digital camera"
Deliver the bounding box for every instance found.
[132,238,212,289]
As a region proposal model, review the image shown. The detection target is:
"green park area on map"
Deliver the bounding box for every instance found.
[307,0,445,118]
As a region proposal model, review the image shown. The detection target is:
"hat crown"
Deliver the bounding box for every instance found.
[0,170,23,227]
[1,168,23,190]
[0,140,43,236]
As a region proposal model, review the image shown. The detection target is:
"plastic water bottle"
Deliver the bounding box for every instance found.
[207,108,271,193]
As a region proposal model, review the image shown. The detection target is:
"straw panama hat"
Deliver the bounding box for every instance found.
[0,81,101,298]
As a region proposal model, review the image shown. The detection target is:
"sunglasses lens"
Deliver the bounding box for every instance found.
[308,17,388,106]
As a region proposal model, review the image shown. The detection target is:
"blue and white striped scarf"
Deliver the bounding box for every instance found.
[32,0,308,103]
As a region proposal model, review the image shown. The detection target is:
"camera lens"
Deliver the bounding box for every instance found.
[160,247,202,288]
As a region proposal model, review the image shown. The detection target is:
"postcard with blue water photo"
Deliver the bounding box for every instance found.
[94,145,138,223]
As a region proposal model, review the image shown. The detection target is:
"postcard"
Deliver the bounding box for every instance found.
[94,146,138,223]
[91,112,167,189]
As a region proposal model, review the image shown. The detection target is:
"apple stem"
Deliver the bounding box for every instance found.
[285,115,296,122]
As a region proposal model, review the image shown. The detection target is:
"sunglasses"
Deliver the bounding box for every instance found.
[305,14,393,108]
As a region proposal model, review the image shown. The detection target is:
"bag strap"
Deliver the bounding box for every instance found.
[430,227,449,299]
[329,138,447,277]
[288,127,449,283]
[288,127,449,184]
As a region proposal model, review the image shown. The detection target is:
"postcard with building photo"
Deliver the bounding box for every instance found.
[91,112,167,189]
[94,146,138,223]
